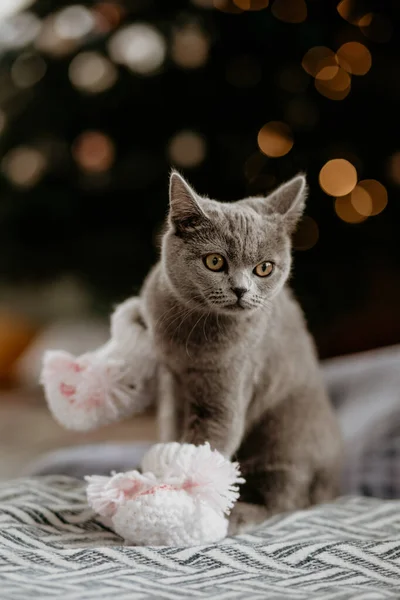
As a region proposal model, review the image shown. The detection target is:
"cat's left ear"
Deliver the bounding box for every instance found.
[168,171,208,234]
[256,175,308,233]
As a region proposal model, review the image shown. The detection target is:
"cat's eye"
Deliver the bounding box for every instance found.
[204,253,226,272]
[254,261,274,277]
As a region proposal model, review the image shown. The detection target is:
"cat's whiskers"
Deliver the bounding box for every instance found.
[185,312,207,358]
[203,311,210,343]
[155,289,210,335]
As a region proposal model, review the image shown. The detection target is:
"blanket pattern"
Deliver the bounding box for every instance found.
[1,476,400,599]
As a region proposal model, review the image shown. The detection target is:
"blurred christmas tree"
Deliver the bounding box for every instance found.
[0,0,399,356]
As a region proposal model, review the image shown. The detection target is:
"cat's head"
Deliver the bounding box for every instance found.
[161,171,307,315]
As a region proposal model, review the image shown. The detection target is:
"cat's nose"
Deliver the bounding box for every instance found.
[232,287,247,299]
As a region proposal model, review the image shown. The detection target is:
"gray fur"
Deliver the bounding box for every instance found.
[141,171,342,534]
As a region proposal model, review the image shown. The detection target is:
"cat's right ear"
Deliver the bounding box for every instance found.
[168,171,208,234]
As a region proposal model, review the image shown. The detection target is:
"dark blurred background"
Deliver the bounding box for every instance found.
[0,0,399,391]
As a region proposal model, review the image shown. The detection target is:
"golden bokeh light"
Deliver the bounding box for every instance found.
[388,152,400,186]
[315,62,339,82]
[72,131,115,173]
[315,67,351,100]
[271,0,307,24]
[233,0,269,9]
[336,0,352,21]
[335,195,366,223]
[357,13,372,27]
[171,24,210,69]
[319,158,357,197]
[168,130,206,168]
[336,42,371,76]
[257,121,293,158]
[336,0,367,25]
[357,179,388,216]
[349,185,373,217]
[293,216,319,250]
[360,13,392,43]
[69,51,117,94]
[213,0,243,13]
[2,146,47,188]
[302,47,337,78]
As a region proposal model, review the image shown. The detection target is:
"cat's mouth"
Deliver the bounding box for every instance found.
[225,301,247,311]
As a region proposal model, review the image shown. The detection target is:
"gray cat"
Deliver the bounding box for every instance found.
[141,171,342,534]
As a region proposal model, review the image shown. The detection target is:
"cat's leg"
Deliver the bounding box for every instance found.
[175,367,249,458]
[229,390,341,534]
[228,466,339,535]
[157,365,184,442]
[227,467,311,535]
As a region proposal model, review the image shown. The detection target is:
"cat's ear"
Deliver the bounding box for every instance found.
[252,175,307,233]
[168,171,208,233]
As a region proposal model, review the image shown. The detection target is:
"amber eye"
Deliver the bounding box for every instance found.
[204,253,226,272]
[254,261,274,277]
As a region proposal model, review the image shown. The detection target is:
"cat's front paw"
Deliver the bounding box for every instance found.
[228,502,269,535]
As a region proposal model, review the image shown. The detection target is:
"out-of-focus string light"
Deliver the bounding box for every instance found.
[233,0,269,9]
[357,13,372,27]
[348,185,373,217]
[69,52,117,94]
[54,5,95,40]
[360,13,392,43]
[356,180,388,216]
[319,159,357,197]
[213,0,243,13]
[35,15,79,56]
[72,131,115,173]
[285,98,319,132]
[336,0,368,25]
[108,23,166,75]
[293,216,319,250]
[315,67,351,100]
[11,52,47,89]
[0,11,41,50]
[0,0,35,21]
[271,0,307,23]
[335,195,366,223]
[336,42,371,76]
[388,152,400,186]
[257,121,293,158]
[168,130,206,168]
[93,2,124,32]
[2,146,47,188]
[302,47,337,79]
[171,24,210,69]
[226,55,262,87]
